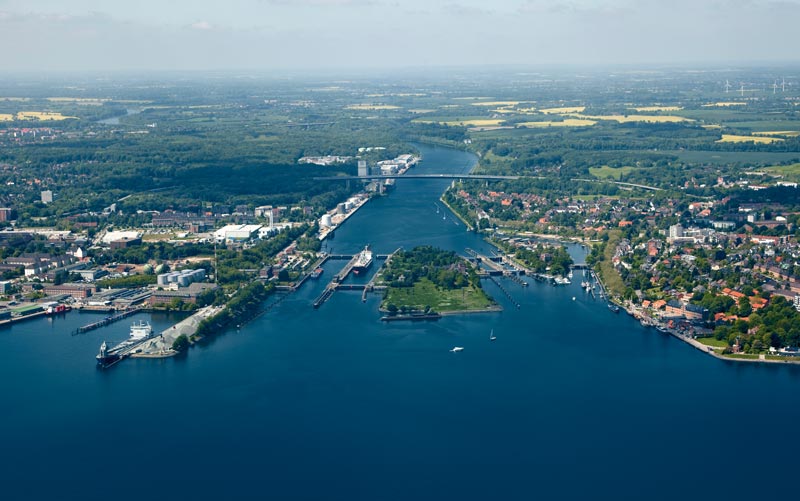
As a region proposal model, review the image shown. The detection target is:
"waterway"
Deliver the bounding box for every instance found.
[2,144,799,501]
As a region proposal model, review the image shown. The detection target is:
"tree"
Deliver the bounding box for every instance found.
[172,334,190,352]
[737,296,752,317]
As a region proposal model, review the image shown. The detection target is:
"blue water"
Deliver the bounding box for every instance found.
[2,144,799,500]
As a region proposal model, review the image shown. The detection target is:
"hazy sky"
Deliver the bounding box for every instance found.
[1,0,798,71]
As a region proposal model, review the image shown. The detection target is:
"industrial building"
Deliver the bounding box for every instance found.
[149,282,218,306]
[214,224,263,243]
[157,269,207,288]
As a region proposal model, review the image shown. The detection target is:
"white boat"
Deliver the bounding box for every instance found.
[129,320,153,340]
[450,346,464,353]
[489,329,496,341]
[352,245,373,275]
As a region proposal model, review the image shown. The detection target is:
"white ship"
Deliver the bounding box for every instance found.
[129,320,153,340]
[352,245,373,275]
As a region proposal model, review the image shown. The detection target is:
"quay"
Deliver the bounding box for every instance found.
[74,306,143,335]
[134,306,224,359]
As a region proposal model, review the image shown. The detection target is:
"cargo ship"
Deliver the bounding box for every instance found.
[352,245,373,275]
[96,320,153,368]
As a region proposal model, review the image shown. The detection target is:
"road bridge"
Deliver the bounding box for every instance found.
[314,174,519,181]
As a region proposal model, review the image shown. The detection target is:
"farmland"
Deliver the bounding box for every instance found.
[717,134,784,144]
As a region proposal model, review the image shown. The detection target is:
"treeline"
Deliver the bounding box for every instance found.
[193,281,275,341]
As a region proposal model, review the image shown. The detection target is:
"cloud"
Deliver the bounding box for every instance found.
[190,20,213,30]
[260,0,379,6]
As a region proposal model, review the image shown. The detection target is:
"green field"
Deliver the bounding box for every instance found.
[589,165,636,180]
[729,120,800,132]
[696,337,728,349]
[665,150,800,165]
[598,230,626,297]
[382,278,494,313]
[761,163,800,179]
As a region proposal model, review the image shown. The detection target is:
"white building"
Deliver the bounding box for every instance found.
[101,230,141,244]
[41,190,53,204]
[358,160,368,177]
[214,224,263,243]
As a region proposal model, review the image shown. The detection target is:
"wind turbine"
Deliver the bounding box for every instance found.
[724,79,732,93]
[773,80,778,94]
[740,83,745,97]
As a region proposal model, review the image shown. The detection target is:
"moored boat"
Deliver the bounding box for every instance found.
[352,245,373,275]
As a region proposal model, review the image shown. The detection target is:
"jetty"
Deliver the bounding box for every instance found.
[74,307,143,335]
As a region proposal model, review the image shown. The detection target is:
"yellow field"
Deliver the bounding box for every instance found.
[345,104,401,110]
[702,125,723,129]
[702,102,747,107]
[541,106,585,114]
[517,119,597,128]
[571,113,692,124]
[0,114,13,121]
[716,134,784,144]
[752,131,800,137]
[631,106,683,112]
[11,111,77,121]
[416,118,506,127]
[471,101,521,107]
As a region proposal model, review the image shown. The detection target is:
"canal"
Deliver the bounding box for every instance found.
[1,143,799,501]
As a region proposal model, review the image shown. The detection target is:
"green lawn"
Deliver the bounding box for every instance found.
[598,229,626,297]
[696,337,728,348]
[589,165,635,180]
[382,278,494,313]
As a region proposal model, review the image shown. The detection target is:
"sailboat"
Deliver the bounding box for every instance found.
[489,329,496,341]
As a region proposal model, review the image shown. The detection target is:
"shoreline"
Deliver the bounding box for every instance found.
[439,305,503,316]
[440,195,474,230]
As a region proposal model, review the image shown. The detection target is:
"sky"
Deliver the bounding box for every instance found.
[1,0,799,72]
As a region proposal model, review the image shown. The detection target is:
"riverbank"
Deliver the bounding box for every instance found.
[440,195,474,230]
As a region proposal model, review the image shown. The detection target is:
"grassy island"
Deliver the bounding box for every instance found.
[377,246,496,314]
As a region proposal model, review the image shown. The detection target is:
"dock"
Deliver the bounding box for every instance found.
[74,307,143,335]
[313,252,363,308]
[313,249,395,309]
[489,276,521,309]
